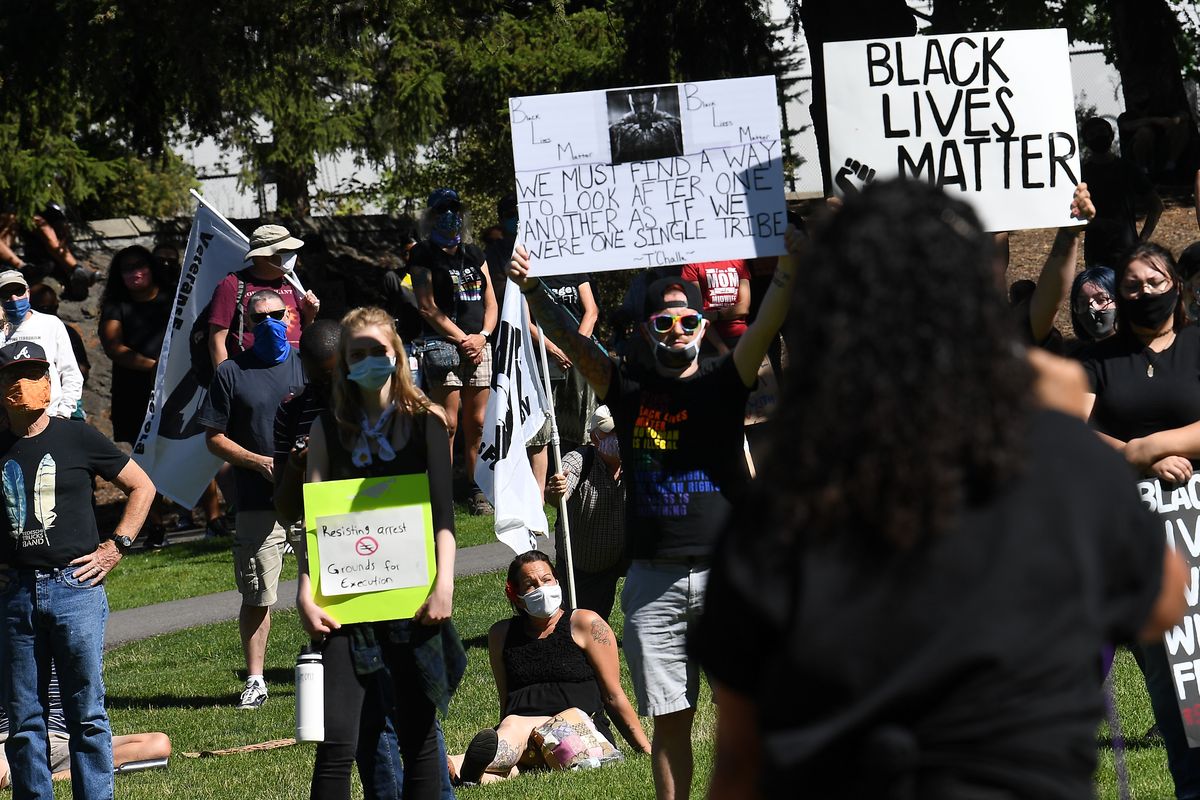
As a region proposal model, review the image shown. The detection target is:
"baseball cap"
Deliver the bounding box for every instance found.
[643,276,703,319]
[586,405,615,435]
[0,270,29,292]
[0,340,49,372]
[428,188,461,212]
[245,224,304,260]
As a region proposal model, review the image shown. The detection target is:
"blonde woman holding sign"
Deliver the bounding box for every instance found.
[298,306,462,800]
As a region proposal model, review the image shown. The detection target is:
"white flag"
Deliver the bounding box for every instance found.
[475,278,551,554]
[132,193,248,507]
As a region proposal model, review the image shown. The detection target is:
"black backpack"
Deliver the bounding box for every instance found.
[189,272,247,387]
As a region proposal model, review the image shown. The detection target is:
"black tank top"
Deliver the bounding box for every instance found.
[501,610,612,742]
[322,409,427,480]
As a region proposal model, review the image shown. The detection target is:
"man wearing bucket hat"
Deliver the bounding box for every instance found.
[207,224,320,368]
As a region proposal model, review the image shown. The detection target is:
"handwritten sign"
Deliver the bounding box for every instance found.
[1139,474,1200,747]
[303,474,435,624]
[823,29,1083,232]
[509,76,788,276]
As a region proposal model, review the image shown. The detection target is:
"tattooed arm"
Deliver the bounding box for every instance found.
[572,610,651,753]
[1029,182,1095,344]
[508,246,614,399]
[733,225,801,387]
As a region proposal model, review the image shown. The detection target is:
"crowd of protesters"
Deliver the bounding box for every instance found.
[0,143,1195,800]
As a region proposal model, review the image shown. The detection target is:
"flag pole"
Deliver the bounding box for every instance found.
[188,190,250,244]
[535,326,577,606]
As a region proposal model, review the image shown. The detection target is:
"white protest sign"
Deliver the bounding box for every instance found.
[509,76,788,276]
[314,507,429,597]
[1140,474,1200,747]
[823,28,1083,232]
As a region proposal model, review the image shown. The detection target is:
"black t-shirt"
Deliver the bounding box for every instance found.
[694,410,1162,799]
[1081,326,1200,443]
[409,240,488,337]
[198,349,306,511]
[0,419,129,569]
[101,293,173,429]
[602,354,751,559]
[541,275,589,324]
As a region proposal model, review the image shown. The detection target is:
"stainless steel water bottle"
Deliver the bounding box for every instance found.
[295,645,324,742]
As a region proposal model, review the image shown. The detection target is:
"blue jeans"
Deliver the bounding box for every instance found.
[0,566,112,800]
[1132,642,1200,799]
[357,671,454,799]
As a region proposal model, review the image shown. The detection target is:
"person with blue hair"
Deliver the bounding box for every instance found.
[1069,266,1119,345]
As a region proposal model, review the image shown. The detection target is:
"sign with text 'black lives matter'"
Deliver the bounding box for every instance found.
[508,77,788,276]
[1139,474,1200,747]
[823,29,1084,232]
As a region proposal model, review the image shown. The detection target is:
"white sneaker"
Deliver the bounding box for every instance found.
[237,679,268,710]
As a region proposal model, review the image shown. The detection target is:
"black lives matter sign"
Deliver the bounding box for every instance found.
[823,29,1084,232]
[1139,475,1200,748]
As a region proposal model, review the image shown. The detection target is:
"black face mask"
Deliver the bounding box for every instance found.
[1118,286,1179,330]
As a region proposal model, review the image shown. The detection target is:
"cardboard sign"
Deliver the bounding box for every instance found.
[303,474,435,624]
[1139,475,1200,747]
[823,29,1084,232]
[509,76,788,276]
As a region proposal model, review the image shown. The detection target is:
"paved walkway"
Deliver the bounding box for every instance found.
[104,537,555,650]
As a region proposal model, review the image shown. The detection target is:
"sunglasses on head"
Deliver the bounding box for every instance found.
[250,308,287,324]
[650,312,703,334]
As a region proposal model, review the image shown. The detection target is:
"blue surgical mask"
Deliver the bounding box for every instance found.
[430,210,463,247]
[348,355,397,390]
[3,297,30,326]
[251,317,290,364]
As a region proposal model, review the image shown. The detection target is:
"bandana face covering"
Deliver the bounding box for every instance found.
[251,317,291,364]
[3,376,50,413]
[597,435,620,458]
[430,210,463,247]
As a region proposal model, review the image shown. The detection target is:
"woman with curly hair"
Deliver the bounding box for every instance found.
[298,306,462,800]
[695,180,1185,799]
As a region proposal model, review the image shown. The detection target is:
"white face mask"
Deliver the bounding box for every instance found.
[522,583,563,618]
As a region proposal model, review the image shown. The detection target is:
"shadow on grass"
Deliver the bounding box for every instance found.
[1096,735,1165,751]
[107,694,236,710]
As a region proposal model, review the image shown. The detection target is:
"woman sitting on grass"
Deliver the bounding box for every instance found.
[451,550,650,785]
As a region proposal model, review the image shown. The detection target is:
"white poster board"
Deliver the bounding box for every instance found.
[823,28,1083,232]
[314,507,429,597]
[509,76,788,276]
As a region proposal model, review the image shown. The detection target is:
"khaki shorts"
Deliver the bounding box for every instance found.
[438,341,493,389]
[233,510,287,606]
[0,731,70,776]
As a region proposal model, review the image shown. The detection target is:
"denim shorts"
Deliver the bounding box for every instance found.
[620,559,709,717]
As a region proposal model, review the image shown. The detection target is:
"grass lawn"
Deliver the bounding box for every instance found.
[105,504,555,612]
[90,568,708,800]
